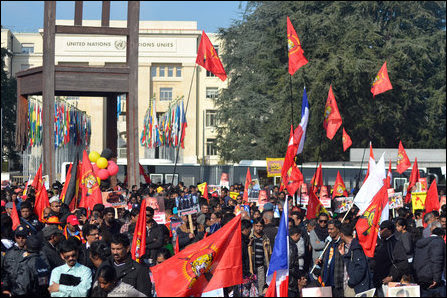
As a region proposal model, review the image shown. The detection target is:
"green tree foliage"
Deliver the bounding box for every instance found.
[1,47,20,169]
[215,1,446,163]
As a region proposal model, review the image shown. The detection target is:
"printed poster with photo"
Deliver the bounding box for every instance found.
[219,172,230,189]
[387,285,420,297]
[144,196,166,224]
[176,194,200,216]
[302,286,332,297]
[319,186,331,208]
[389,192,403,209]
[257,190,268,210]
[248,189,260,203]
[102,191,127,209]
[297,183,309,205]
[207,185,221,196]
[333,197,354,213]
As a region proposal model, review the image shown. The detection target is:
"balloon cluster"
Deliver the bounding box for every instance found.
[88,148,119,183]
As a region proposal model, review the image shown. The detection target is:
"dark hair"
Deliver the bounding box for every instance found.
[221,213,235,226]
[93,203,105,213]
[340,223,354,237]
[328,219,342,230]
[241,219,253,231]
[82,224,100,237]
[212,212,222,219]
[1,214,13,239]
[146,206,155,215]
[97,265,117,283]
[156,247,171,260]
[396,218,408,230]
[414,209,424,218]
[20,200,32,210]
[103,207,114,216]
[291,211,304,221]
[318,212,329,220]
[111,233,130,247]
[252,218,265,226]
[130,208,140,217]
[397,208,407,218]
[432,227,445,237]
[289,226,301,236]
[90,240,111,261]
[59,238,79,254]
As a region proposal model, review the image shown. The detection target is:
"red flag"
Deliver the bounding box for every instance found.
[60,163,72,204]
[355,177,390,257]
[34,176,50,222]
[371,61,393,97]
[280,125,299,192]
[310,163,323,192]
[243,168,252,204]
[265,271,277,297]
[405,158,420,204]
[31,163,42,190]
[363,142,375,184]
[306,187,327,220]
[332,171,348,198]
[342,128,352,152]
[78,150,102,215]
[139,163,152,184]
[287,16,308,75]
[285,162,303,196]
[387,159,393,181]
[196,31,227,81]
[11,201,21,231]
[131,198,147,262]
[174,235,180,255]
[425,180,440,214]
[151,214,242,297]
[323,85,342,140]
[396,141,411,174]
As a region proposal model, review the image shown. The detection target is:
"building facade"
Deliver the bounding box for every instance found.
[2,20,227,180]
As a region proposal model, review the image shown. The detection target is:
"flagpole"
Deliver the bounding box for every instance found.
[289,75,295,127]
[171,65,197,186]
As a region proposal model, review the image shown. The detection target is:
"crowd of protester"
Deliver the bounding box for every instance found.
[1,178,446,297]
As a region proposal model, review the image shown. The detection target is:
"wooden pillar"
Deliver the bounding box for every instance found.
[42,1,56,184]
[106,95,118,188]
[126,1,140,187]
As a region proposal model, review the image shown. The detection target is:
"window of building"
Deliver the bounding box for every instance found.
[206,110,218,127]
[206,138,218,156]
[206,87,219,99]
[160,88,173,101]
[206,70,216,77]
[213,45,219,56]
[168,66,174,77]
[151,66,157,77]
[159,66,165,77]
[176,67,182,77]
[20,64,32,71]
[21,43,34,54]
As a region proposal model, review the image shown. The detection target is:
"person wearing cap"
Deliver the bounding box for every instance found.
[48,197,62,219]
[4,202,14,217]
[41,225,65,271]
[64,215,85,243]
[19,200,44,234]
[372,220,410,296]
[12,235,51,297]
[1,224,31,296]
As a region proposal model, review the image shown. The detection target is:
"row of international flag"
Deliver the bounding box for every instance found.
[140,98,187,149]
[27,99,92,149]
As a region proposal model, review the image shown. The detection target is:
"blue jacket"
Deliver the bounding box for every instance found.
[342,238,373,294]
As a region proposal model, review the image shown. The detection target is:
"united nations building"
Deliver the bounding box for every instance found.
[2,20,228,184]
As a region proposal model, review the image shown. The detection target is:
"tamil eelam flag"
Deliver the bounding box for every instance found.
[396,141,411,174]
[131,198,147,262]
[287,16,308,76]
[310,163,323,192]
[405,158,420,204]
[371,61,392,97]
[342,128,352,152]
[196,31,227,81]
[266,197,289,297]
[323,85,342,140]
[332,171,348,198]
[424,180,440,214]
[280,125,299,192]
[78,150,102,215]
[243,168,252,203]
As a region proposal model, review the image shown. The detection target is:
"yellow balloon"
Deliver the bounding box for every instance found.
[89,151,101,163]
[96,157,108,169]
[97,177,101,185]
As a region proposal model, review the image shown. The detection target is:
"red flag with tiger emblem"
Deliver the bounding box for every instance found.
[287,16,308,75]
[323,85,342,140]
[332,171,348,199]
[396,141,411,174]
[131,198,147,262]
[371,61,393,97]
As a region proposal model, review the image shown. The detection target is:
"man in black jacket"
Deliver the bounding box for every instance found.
[100,207,122,244]
[288,226,302,297]
[12,235,51,297]
[111,233,152,296]
[19,200,44,234]
[78,224,100,270]
[41,225,65,271]
[372,220,410,296]
[241,219,252,278]
[413,227,446,297]
[144,206,164,265]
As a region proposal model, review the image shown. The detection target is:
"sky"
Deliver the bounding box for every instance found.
[1,1,246,33]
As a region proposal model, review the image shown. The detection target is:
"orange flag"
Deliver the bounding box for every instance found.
[150,214,242,297]
[11,201,21,231]
[31,163,42,190]
[285,162,303,196]
[131,198,147,262]
[196,31,227,81]
[355,177,390,257]
[396,141,411,174]
[306,186,327,220]
[280,125,299,192]
[342,128,352,152]
[332,171,348,198]
[243,168,252,203]
[371,61,393,97]
[34,175,50,222]
[310,163,323,192]
[424,180,440,214]
[265,271,277,297]
[323,85,342,140]
[287,16,308,75]
[78,150,102,215]
[405,158,420,204]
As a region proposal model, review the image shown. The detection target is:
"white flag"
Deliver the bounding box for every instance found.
[354,153,386,215]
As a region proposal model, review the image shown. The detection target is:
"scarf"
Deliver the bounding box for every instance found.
[314,224,329,241]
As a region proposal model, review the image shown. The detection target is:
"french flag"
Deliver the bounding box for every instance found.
[294,87,309,155]
[266,196,289,296]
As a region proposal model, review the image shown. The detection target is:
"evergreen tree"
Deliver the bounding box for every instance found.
[215,1,446,163]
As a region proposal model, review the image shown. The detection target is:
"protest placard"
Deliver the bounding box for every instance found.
[208,185,221,196]
[176,194,200,216]
[355,288,375,297]
[266,158,284,177]
[144,196,166,224]
[102,191,127,209]
[248,189,260,203]
[258,190,268,210]
[411,192,427,213]
[219,172,230,189]
[319,186,331,208]
[389,192,403,209]
[229,192,239,200]
[302,286,332,297]
[333,196,354,213]
[387,285,420,297]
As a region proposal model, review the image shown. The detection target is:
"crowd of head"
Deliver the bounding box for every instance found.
[1,179,446,297]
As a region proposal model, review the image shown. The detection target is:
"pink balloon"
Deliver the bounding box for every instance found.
[107,163,119,176]
[92,163,100,172]
[97,169,110,180]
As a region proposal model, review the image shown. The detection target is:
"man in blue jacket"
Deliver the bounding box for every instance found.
[338,223,373,296]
